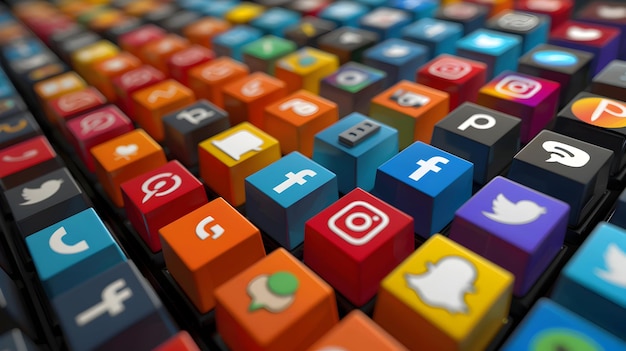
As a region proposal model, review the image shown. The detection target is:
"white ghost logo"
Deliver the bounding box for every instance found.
[405,256,477,314]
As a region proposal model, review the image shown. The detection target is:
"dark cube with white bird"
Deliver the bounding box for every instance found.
[449,176,569,296]
[5,168,91,237]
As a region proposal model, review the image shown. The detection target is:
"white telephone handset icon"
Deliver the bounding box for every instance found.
[49,226,89,254]
[195,216,225,240]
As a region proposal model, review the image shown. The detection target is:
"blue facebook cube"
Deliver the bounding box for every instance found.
[373,141,473,238]
[212,25,263,61]
[25,208,126,297]
[456,29,522,79]
[52,261,176,351]
[250,8,301,37]
[363,38,429,87]
[551,222,626,340]
[245,152,338,249]
[401,18,463,59]
[313,113,398,194]
[319,1,370,27]
[502,298,626,350]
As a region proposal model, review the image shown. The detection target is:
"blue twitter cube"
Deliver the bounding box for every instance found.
[456,29,522,79]
[245,152,338,249]
[373,142,473,238]
[401,18,463,59]
[502,298,626,350]
[25,208,126,297]
[552,222,626,339]
[363,38,429,87]
[313,113,398,194]
[359,7,412,40]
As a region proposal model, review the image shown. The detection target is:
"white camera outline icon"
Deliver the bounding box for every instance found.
[327,201,390,246]
[495,75,542,99]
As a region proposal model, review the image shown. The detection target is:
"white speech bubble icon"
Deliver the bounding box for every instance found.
[542,140,590,168]
[212,130,264,161]
[247,272,299,313]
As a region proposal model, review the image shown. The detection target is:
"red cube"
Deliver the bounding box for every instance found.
[112,65,165,118]
[304,188,414,306]
[167,45,215,86]
[66,105,134,172]
[121,160,208,252]
[416,54,487,110]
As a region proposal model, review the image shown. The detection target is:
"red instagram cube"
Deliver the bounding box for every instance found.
[304,188,414,306]
[417,54,487,110]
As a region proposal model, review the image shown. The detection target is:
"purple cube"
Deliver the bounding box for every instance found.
[449,176,569,296]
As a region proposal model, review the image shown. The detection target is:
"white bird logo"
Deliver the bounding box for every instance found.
[20,179,64,206]
[595,243,626,288]
[482,193,546,225]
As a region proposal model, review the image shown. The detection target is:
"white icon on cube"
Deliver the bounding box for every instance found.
[542,141,590,168]
[495,75,542,99]
[176,108,215,125]
[20,179,64,206]
[2,149,38,163]
[241,79,264,97]
[212,130,264,161]
[201,63,232,81]
[328,201,389,246]
[482,193,546,225]
[75,279,133,327]
[336,70,368,87]
[113,144,138,161]
[49,226,89,255]
[80,112,116,135]
[383,44,410,58]
[457,114,496,131]
[595,243,626,288]
[121,70,152,87]
[472,33,505,49]
[428,58,472,80]
[279,98,319,117]
[273,169,317,194]
[147,86,179,104]
[590,99,626,122]
[141,172,182,203]
[405,256,477,314]
[196,216,225,240]
[409,156,449,181]
[58,91,96,112]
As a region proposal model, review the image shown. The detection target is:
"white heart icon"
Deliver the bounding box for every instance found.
[567,26,602,41]
[114,144,138,160]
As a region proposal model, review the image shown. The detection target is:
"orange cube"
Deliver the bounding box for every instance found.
[188,57,249,108]
[183,17,231,49]
[215,248,339,351]
[369,80,450,149]
[92,52,142,102]
[263,90,338,157]
[160,197,266,313]
[198,122,280,207]
[222,72,288,127]
[34,72,87,123]
[131,79,196,141]
[139,34,190,75]
[91,129,167,207]
[306,311,407,351]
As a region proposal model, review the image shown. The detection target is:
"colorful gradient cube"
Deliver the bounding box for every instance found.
[477,71,560,143]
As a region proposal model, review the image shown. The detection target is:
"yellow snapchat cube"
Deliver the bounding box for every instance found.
[71,40,119,84]
[374,234,513,351]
